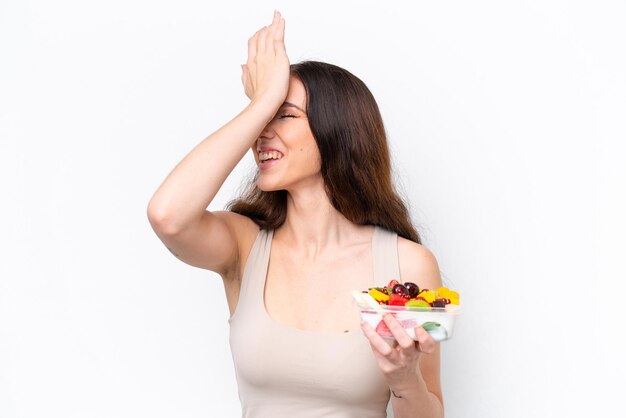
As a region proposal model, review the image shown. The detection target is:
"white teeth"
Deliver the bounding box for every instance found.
[258,151,284,162]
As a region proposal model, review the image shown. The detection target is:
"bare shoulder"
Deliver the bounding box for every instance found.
[397,237,443,290]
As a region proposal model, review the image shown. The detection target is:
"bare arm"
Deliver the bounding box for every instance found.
[147,11,289,275]
[390,241,444,418]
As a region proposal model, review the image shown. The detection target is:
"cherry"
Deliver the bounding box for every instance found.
[404,282,420,298]
[392,284,408,298]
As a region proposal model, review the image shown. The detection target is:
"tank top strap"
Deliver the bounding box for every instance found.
[372,226,401,287]
[238,228,274,312]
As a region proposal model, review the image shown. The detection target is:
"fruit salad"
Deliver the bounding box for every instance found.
[367,279,460,308]
[352,279,461,343]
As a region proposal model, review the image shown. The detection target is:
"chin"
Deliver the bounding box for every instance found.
[256,178,283,193]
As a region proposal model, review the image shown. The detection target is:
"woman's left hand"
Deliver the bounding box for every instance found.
[360,313,436,388]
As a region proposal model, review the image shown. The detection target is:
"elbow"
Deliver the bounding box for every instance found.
[147,198,184,237]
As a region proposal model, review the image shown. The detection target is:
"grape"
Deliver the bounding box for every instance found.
[404,282,420,298]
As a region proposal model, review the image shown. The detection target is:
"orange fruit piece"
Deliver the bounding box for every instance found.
[419,290,437,304]
[369,288,389,302]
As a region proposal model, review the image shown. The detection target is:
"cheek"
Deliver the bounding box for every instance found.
[299,145,321,172]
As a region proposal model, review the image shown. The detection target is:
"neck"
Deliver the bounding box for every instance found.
[276,179,361,257]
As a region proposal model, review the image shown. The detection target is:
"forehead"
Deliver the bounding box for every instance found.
[285,76,307,111]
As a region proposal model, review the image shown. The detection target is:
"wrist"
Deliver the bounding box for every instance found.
[239,99,280,128]
[249,95,282,115]
[389,374,427,398]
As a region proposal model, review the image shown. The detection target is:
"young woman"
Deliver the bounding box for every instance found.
[147,10,444,418]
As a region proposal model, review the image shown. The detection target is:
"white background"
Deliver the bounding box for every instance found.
[1,1,625,417]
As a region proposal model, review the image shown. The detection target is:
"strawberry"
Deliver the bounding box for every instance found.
[388,279,399,288]
[375,319,393,338]
[388,293,407,306]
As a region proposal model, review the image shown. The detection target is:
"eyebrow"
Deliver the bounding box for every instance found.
[281,101,306,113]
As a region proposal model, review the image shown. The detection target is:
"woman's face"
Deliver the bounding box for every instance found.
[252,76,322,192]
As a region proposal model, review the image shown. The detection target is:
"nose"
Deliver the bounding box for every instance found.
[259,123,275,140]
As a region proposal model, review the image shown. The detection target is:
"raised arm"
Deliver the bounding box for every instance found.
[147,11,289,276]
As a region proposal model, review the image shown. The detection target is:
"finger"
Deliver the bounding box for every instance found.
[267,11,280,52]
[257,26,268,55]
[414,325,436,354]
[276,16,285,42]
[383,313,415,350]
[271,10,280,28]
[273,18,286,57]
[241,64,248,87]
[266,23,276,54]
[361,321,394,356]
[247,31,260,65]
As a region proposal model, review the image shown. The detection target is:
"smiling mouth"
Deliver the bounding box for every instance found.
[258,150,284,163]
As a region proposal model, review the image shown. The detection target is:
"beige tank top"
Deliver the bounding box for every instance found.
[228,226,400,418]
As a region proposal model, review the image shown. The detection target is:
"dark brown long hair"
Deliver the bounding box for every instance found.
[227,61,421,243]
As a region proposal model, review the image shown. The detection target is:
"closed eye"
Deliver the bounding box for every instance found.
[278,114,297,119]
